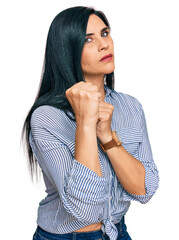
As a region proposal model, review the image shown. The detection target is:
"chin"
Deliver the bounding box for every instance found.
[104,65,115,74]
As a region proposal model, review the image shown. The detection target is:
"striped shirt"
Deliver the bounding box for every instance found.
[29,84,159,240]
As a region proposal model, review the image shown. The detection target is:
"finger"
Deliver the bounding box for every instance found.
[98,108,112,116]
[98,112,111,121]
[99,103,114,113]
[99,101,114,109]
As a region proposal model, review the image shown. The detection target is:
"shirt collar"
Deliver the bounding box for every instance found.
[104,84,117,100]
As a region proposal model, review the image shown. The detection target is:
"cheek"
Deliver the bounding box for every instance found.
[109,39,114,51]
[81,48,96,70]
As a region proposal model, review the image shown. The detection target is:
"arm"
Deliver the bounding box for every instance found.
[66,81,104,177]
[75,118,102,177]
[102,137,146,195]
[97,99,159,204]
[30,106,108,224]
[120,121,159,204]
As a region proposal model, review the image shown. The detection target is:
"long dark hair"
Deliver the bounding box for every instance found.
[22,6,115,179]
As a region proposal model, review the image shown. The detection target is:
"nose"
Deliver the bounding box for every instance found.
[98,37,109,51]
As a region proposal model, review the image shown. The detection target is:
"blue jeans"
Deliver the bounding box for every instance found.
[32,216,132,240]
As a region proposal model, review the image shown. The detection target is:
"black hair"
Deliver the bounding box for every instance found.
[21,6,115,179]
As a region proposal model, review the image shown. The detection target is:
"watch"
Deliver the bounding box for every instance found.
[99,131,122,152]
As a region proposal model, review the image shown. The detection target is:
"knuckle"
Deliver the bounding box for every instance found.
[92,85,98,91]
[79,81,85,85]
[92,92,100,101]
[71,88,78,95]
[87,92,93,99]
[65,89,69,97]
[107,113,110,118]
[98,92,101,99]
[97,92,102,98]
[109,104,114,110]
[79,90,85,98]
[85,82,92,88]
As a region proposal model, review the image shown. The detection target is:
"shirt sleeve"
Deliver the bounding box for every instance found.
[121,100,159,204]
[30,109,108,224]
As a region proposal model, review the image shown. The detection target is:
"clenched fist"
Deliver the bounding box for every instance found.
[65,82,114,142]
[65,82,101,125]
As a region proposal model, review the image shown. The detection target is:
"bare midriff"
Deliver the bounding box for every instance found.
[74,221,102,232]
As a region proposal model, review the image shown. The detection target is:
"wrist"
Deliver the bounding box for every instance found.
[99,131,122,152]
[99,132,113,144]
[76,118,96,129]
[76,121,96,133]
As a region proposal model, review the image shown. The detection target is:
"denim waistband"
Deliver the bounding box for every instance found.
[35,217,125,240]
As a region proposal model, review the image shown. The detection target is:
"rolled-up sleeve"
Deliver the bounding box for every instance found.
[31,138,108,223]
[122,101,159,204]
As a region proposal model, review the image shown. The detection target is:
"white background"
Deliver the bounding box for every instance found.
[1,0,179,239]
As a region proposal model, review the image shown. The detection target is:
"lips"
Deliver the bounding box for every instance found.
[100,54,113,62]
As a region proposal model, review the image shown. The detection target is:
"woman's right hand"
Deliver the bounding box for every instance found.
[65,82,101,125]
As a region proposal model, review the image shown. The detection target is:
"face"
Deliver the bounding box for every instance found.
[81,14,115,80]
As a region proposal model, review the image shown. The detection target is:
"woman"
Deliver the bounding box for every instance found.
[22,6,159,240]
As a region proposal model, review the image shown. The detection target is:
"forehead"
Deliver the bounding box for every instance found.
[86,14,107,33]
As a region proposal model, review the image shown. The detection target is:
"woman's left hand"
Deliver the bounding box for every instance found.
[96,101,114,143]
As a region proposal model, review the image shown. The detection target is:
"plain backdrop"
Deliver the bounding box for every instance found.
[1,0,179,239]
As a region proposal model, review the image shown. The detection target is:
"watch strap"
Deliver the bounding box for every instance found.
[99,131,122,152]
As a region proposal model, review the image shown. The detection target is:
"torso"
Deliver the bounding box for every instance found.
[74,221,102,232]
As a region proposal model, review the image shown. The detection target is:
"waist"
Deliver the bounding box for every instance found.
[74,221,102,233]
[35,218,124,239]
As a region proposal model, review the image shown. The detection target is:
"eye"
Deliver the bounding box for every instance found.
[101,31,109,37]
[85,37,92,43]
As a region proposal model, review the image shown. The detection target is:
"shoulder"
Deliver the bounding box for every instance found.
[31,105,59,125]
[30,105,76,143]
[30,105,70,131]
[112,89,143,113]
[31,105,69,126]
[110,90,146,128]
[30,105,71,142]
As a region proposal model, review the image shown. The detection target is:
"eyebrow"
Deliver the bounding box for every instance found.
[86,26,109,37]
